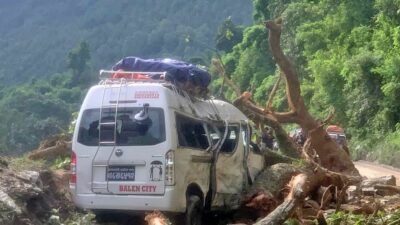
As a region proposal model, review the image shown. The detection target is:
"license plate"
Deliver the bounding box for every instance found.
[107,166,135,181]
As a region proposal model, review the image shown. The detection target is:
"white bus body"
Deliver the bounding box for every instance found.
[70,73,265,221]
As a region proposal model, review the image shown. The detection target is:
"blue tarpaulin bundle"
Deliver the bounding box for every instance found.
[112,57,211,88]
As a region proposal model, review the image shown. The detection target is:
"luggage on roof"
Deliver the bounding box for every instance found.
[112,57,211,89]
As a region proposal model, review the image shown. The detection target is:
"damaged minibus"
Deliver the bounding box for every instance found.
[70,69,265,225]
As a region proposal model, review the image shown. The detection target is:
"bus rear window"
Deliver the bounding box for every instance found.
[77,107,165,146]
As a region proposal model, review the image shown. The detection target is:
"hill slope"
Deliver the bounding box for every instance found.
[0,0,252,85]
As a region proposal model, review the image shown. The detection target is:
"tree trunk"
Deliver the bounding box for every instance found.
[213,17,363,224]
[263,19,358,175]
[28,141,71,160]
[231,18,364,224]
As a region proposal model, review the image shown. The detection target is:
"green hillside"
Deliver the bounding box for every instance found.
[0,0,252,85]
[0,0,252,154]
[2,0,400,168]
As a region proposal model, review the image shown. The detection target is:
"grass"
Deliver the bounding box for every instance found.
[2,153,70,172]
[63,211,96,225]
[279,209,400,225]
[325,209,400,225]
[6,154,46,172]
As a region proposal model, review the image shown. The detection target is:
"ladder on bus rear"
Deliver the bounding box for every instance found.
[91,79,125,193]
[98,78,125,146]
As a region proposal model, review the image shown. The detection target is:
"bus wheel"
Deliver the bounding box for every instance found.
[185,195,203,225]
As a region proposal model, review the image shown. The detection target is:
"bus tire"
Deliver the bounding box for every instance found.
[185,195,203,225]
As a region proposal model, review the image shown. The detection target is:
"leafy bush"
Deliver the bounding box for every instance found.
[351,128,400,167]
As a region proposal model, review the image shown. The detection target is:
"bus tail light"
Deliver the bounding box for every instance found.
[70,151,77,186]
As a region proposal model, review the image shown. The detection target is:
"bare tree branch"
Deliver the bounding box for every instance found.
[265,73,282,111]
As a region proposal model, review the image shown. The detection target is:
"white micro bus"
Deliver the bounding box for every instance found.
[70,71,265,225]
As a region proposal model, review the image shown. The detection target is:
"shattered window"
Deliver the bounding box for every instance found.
[218,125,239,153]
[176,114,210,150]
[77,107,165,146]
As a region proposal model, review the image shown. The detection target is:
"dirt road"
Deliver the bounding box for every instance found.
[354,160,400,185]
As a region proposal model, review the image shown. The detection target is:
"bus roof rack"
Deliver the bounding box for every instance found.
[99,70,168,84]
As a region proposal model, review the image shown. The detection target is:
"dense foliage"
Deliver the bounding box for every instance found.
[213,0,400,166]
[2,0,400,166]
[0,0,252,154]
[0,0,252,85]
[0,41,91,154]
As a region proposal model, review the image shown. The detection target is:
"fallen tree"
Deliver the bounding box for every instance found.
[238,18,358,175]
[28,135,71,160]
[214,18,363,224]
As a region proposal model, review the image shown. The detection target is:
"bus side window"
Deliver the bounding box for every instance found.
[176,114,209,150]
[182,124,197,147]
[207,124,220,146]
[219,125,239,153]
[194,124,209,149]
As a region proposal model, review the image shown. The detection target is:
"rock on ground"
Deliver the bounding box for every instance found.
[0,157,72,225]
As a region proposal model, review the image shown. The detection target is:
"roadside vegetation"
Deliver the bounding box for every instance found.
[2,1,400,224]
[210,0,400,168]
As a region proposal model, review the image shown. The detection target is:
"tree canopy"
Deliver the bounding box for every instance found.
[0,0,253,85]
[213,0,400,166]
